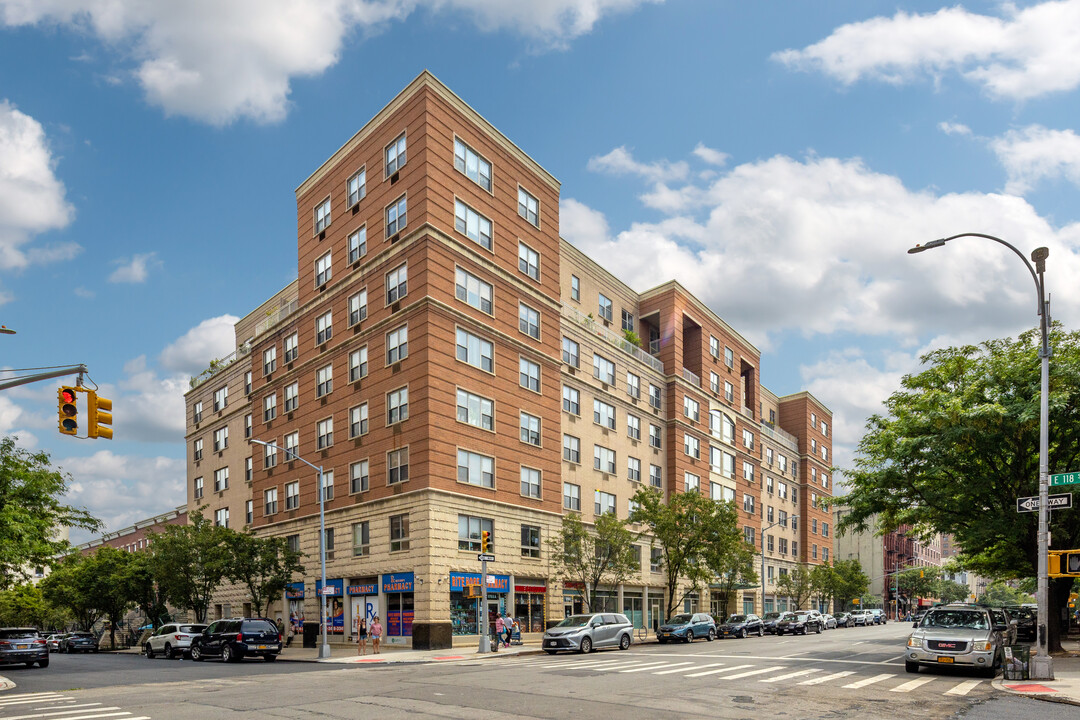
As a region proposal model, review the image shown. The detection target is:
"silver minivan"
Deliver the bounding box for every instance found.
[145,623,208,659]
[542,613,634,654]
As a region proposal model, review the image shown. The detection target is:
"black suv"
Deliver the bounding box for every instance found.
[0,627,49,668]
[190,618,282,662]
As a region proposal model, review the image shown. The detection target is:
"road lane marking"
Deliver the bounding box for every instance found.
[22,713,134,720]
[799,671,856,685]
[686,663,753,678]
[2,706,111,720]
[654,662,721,675]
[883,656,904,663]
[0,695,67,704]
[945,680,982,696]
[760,669,821,683]
[890,677,936,693]
[843,674,895,689]
[619,662,690,673]
[0,698,74,708]
[586,660,661,672]
[537,657,626,668]
[721,666,786,680]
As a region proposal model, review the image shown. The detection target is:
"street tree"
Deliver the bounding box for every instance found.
[0,437,100,586]
[809,563,837,611]
[149,511,232,623]
[978,581,1035,607]
[85,547,138,649]
[936,579,972,604]
[551,512,639,613]
[226,531,305,618]
[0,583,67,628]
[829,559,870,611]
[837,328,1080,651]
[123,552,170,629]
[775,564,814,610]
[41,554,104,631]
[705,539,758,618]
[629,487,743,618]
[893,567,939,603]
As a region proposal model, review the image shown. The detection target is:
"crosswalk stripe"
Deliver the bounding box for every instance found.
[843,674,895,689]
[760,669,820,683]
[721,666,785,680]
[619,662,690,673]
[538,658,624,669]
[2,706,111,720]
[654,662,721,675]
[800,670,856,685]
[23,712,134,720]
[0,698,74,708]
[589,660,663,672]
[944,680,982,696]
[890,677,936,693]
[0,693,68,700]
[686,663,753,678]
[0,695,66,705]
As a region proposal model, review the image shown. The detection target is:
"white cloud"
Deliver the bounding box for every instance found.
[108,251,160,283]
[587,145,690,183]
[692,143,729,166]
[989,125,1080,195]
[773,1,1080,101]
[939,121,972,136]
[158,315,240,375]
[0,0,660,125]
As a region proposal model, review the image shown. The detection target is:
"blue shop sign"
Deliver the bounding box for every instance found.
[382,572,414,593]
[315,578,344,596]
[450,572,509,593]
[286,582,305,599]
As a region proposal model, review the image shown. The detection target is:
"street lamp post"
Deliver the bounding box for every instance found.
[761,520,782,616]
[251,439,331,660]
[908,232,1053,680]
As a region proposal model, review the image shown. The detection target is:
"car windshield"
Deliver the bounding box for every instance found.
[792,615,808,622]
[779,613,796,621]
[727,615,746,623]
[764,613,780,620]
[0,629,37,639]
[921,610,988,630]
[555,615,593,628]
[668,614,693,625]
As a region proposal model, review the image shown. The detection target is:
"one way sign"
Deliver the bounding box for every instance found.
[1016,493,1074,512]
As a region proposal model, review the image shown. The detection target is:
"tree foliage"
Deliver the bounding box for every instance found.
[775,564,815,610]
[226,531,304,618]
[704,536,758,617]
[148,511,231,623]
[41,554,105,631]
[0,583,67,629]
[0,437,101,587]
[936,579,972,604]
[551,512,639,613]
[978,581,1035,607]
[837,327,1080,650]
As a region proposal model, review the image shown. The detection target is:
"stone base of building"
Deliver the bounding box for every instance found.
[411,622,453,650]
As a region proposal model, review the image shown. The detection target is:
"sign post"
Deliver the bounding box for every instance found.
[478,556,490,653]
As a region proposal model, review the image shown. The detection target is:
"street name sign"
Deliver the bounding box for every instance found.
[477,553,496,562]
[1050,472,1080,487]
[1016,494,1073,512]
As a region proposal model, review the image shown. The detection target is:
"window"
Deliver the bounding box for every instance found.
[245,456,252,482]
[284,431,299,460]
[521,525,541,558]
[454,138,491,191]
[597,293,613,322]
[745,527,755,545]
[649,464,662,488]
[724,346,734,368]
[213,426,228,452]
[593,399,616,429]
[766,476,774,494]
[286,534,300,553]
[386,325,408,364]
[518,303,540,339]
[349,347,368,382]
[386,263,407,304]
[722,414,735,443]
[285,481,299,510]
[264,347,277,376]
[766,447,774,465]
[628,456,641,481]
[627,414,641,440]
[458,515,494,551]
[684,433,700,459]
[724,381,734,403]
[710,372,720,394]
[823,547,829,562]
[458,449,495,488]
[389,513,410,552]
[319,470,334,502]
[562,337,579,367]
[742,428,754,449]
[193,401,203,424]
[626,372,640,399]
[457,389,494,431]
[822,473,830,490]
[385,132,406,176]
[767,506,775,523]
[812,544,818,560]
[455,267,493,314]
[649,424,662,449]
[317,418,333,449]
[649,384,662,409]
[388,448,409,484]
[245,499,253,525]
[821,421,829,437]
[651,547,663,572]
[811,518,818,534]
[316,364,333,398]
[684,472,700,492]
[284,382,299,412]
[778,537,788,554]
[778,455,788,473]
[709,410,722,437]
[314,197,331,233]
[315,311,333,345]
[562,386,580,415]
[264,442,278,469]
[778,482,788,500]
[743,495,754,513]
[349,290,368,326]
[709,445,724,471]
[563,434,581,463]
[348,226,367,264]
[593,445,616,474]
[350,460,369,494]
[709,336,720,358]
[194,476,204,499]
[352,521,370,556]
[684,396,700,422]
[767,535,775,553]
[519,357,540,392]
[520,412,541,446]
[456,328,494,372]
[455,199,492,250]
[792,541,799,557]
[346,166,366,206]
[811,467,817,484]
[518,242,539,280]
[812,438,818,453]
[284,333,298,363]
[521,466,541,498]
[621,309,634,332]
[822,446,829,461]
[563,482,581,511]
[213,386,228,412]
[385,194,407,236]
[264,487,278,515]
[810,412,817,428]
[592,354,615,384]
[743,461,755,483]
[518,186,539,226]
[315,251,331,286]
[193,438,203,462]
[570,275,580,301]
[214,467,229,492]
[594,491,616,516]
[387,387,409,424]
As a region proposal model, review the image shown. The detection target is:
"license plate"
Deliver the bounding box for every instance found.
[16,644,28,649]
[257,645,268,650]
[936,657,954,664]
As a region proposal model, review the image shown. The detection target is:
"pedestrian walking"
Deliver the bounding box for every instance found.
[495,614,505,650]
[355,617,368,655]
[370,616,382,654]
[503,612,514,648]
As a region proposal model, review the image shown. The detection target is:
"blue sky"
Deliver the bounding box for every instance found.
[3,0,1080,540]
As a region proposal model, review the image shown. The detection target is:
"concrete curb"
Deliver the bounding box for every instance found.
[0,675,15,692]
[991,678,1080,707]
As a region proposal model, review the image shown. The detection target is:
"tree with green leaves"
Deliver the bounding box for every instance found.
[704,537,757,618]
[123,552,170,629]
[829,559,870,611]
[551,512,639,613]
[809,563,836,612]
[41,554,104,631]
[0,583,67,629]
[776,564,815,610]
[630,488,742,618]
[148,511,232,623]
[893,566,939,603]
[0,437,100,587]
[84,547,138,649]
[837,328,1080,651]
[936,579,972,604]
[978,581,1035,607]
[226,531,304,617]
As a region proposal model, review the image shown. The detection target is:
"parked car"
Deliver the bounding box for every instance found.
[657,613,716,643]
[145,623,208,659]
[822,614,837,629]
[833,612,852,628]
[61,631,99,653]
[1005,606,1036,642]
[906,604,1004,678]
[761,611,783,634]
[870,608,887,624]
[542,613,634,654]
[850,610,872,626]
[45,633,66,652]
[190,618,282,662]
[989,608,1017,646]
[911,609,928,626]
[775,612,823,635]
[0,628,49,668]
[718,614,763,638]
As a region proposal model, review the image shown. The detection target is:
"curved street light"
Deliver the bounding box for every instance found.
[908,232,1053,680]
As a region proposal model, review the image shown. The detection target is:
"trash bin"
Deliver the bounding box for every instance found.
[303,622,319,649]
[1003,645,1029,681]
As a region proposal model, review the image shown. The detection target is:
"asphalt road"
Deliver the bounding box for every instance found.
[0,622,1068,720]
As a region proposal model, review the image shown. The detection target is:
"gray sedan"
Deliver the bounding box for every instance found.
[542,613,634,654]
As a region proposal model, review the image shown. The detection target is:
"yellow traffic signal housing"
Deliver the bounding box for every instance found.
[463,584,481,599]
[86,390,113,439]
[1049,550,1080,577]
[58,386,79,435]
[481,530,491,553]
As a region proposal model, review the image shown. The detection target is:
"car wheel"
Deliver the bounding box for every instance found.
[706,629,715,642]
[816,624,822,634]
[757,627,764,637]
[164,644,174,660]
[658,638,668,644]
[145,643,154,659]
[190,645,203,662]
[25,662,35,668]
[905,661,920,674]
[620,634,631,650]
[776,630,783,636]
[579,637,592,654]
[264,654,277,662]
[544,649,558,655]
[739,628,746,639]
[684,631,693,643]
[222,645,235,663]
[38,659,49,668]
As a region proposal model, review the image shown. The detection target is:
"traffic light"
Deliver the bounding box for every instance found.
[58,386,79,435]
[1049,550,1080,577]
[86,391,113,439]
[919,569,924,578]
[481,530,491,553]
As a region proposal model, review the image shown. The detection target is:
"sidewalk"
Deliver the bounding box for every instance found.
[993,636,1080,706]
[278,640,544,664]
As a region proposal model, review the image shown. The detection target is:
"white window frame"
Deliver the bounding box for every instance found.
[455,266,493,314]
[455,198,493,250]
[456,327,494,373]
[348,226,367,264]
[518,241,540,280]
[518,185,539,227]
[457,449,495,488]
[454,137,492,191]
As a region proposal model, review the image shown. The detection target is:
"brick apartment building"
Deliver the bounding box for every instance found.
[184,71,833,649]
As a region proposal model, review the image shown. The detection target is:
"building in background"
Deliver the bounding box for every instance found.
[75,506,187,556]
